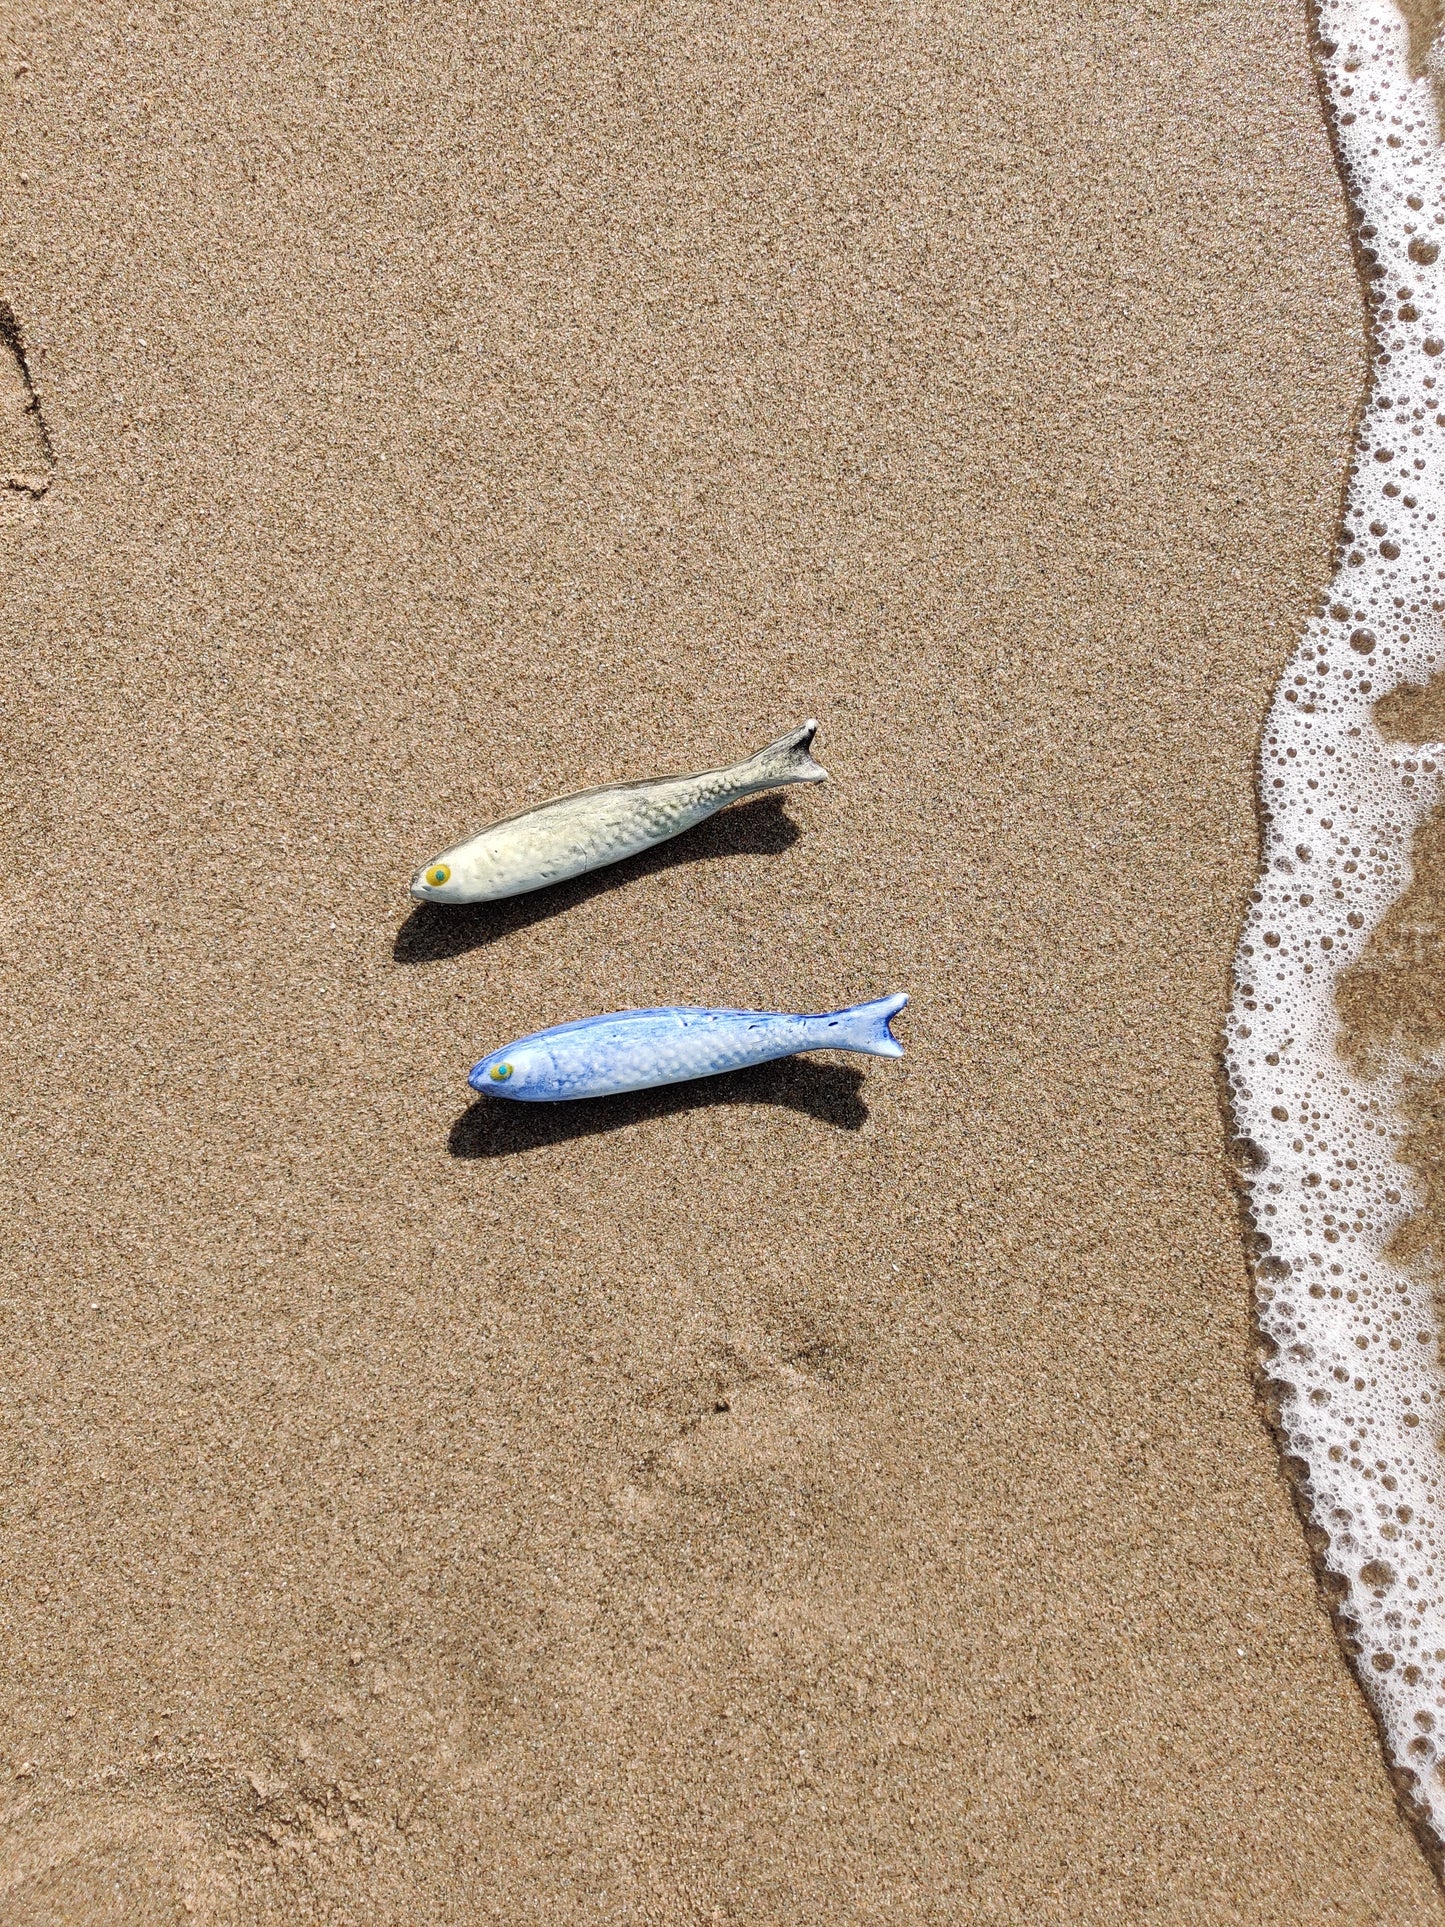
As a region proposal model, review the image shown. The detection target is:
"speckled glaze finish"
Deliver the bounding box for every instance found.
[411,721,827,904]
[469,995,907,1101]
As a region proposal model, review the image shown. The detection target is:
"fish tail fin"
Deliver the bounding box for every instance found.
[740,719,828,787]
[809,992,908,1058]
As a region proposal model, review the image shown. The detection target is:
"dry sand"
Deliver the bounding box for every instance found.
[2,0,1442,1919]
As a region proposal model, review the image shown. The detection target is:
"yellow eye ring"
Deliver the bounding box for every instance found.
[425,864,451,887]
[489,1062,513,1082]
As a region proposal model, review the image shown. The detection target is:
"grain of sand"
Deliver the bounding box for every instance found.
[2,1,1442,1920]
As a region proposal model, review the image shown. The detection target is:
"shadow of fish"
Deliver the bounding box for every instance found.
[410,721,826,904]
[468,994,908,1102]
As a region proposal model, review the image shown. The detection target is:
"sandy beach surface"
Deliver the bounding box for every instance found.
[3,0,1443,1919]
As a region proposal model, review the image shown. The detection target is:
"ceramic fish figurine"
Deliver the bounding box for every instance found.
[468,994,907,1102]
[410,721,827,904]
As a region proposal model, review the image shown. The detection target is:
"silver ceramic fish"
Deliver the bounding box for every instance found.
[410,722,826,905]
[468,994,907,1102]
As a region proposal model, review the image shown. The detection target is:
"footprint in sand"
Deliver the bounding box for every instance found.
[610,1351,843,1526]
[0,1792,236,1926]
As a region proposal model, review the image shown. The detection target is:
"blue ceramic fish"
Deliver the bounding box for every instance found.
[468,994,908,1102]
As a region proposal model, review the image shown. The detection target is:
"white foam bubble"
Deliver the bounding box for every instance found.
[1226,0,1445,1856]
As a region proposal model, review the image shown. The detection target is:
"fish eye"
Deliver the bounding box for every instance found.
[489,1062,513,1082]
[425,864,451,887]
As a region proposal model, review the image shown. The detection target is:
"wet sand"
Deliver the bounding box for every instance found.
[2,0,1442,1919]
[1341,683,1445,1289]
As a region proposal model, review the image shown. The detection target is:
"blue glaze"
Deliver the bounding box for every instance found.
[468,994,908,1102]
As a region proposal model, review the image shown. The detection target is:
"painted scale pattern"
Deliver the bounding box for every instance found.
[469,995,908,1102]
[411,721,827,905]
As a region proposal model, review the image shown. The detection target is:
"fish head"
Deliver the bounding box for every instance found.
[468,1038,549,1099]
[409,851,470,904]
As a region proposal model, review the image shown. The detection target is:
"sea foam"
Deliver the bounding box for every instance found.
[1225,0,1445,1858]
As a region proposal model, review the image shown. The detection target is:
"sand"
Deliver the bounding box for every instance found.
[2,0,1442,1919]
[1340,680,1445,1293]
